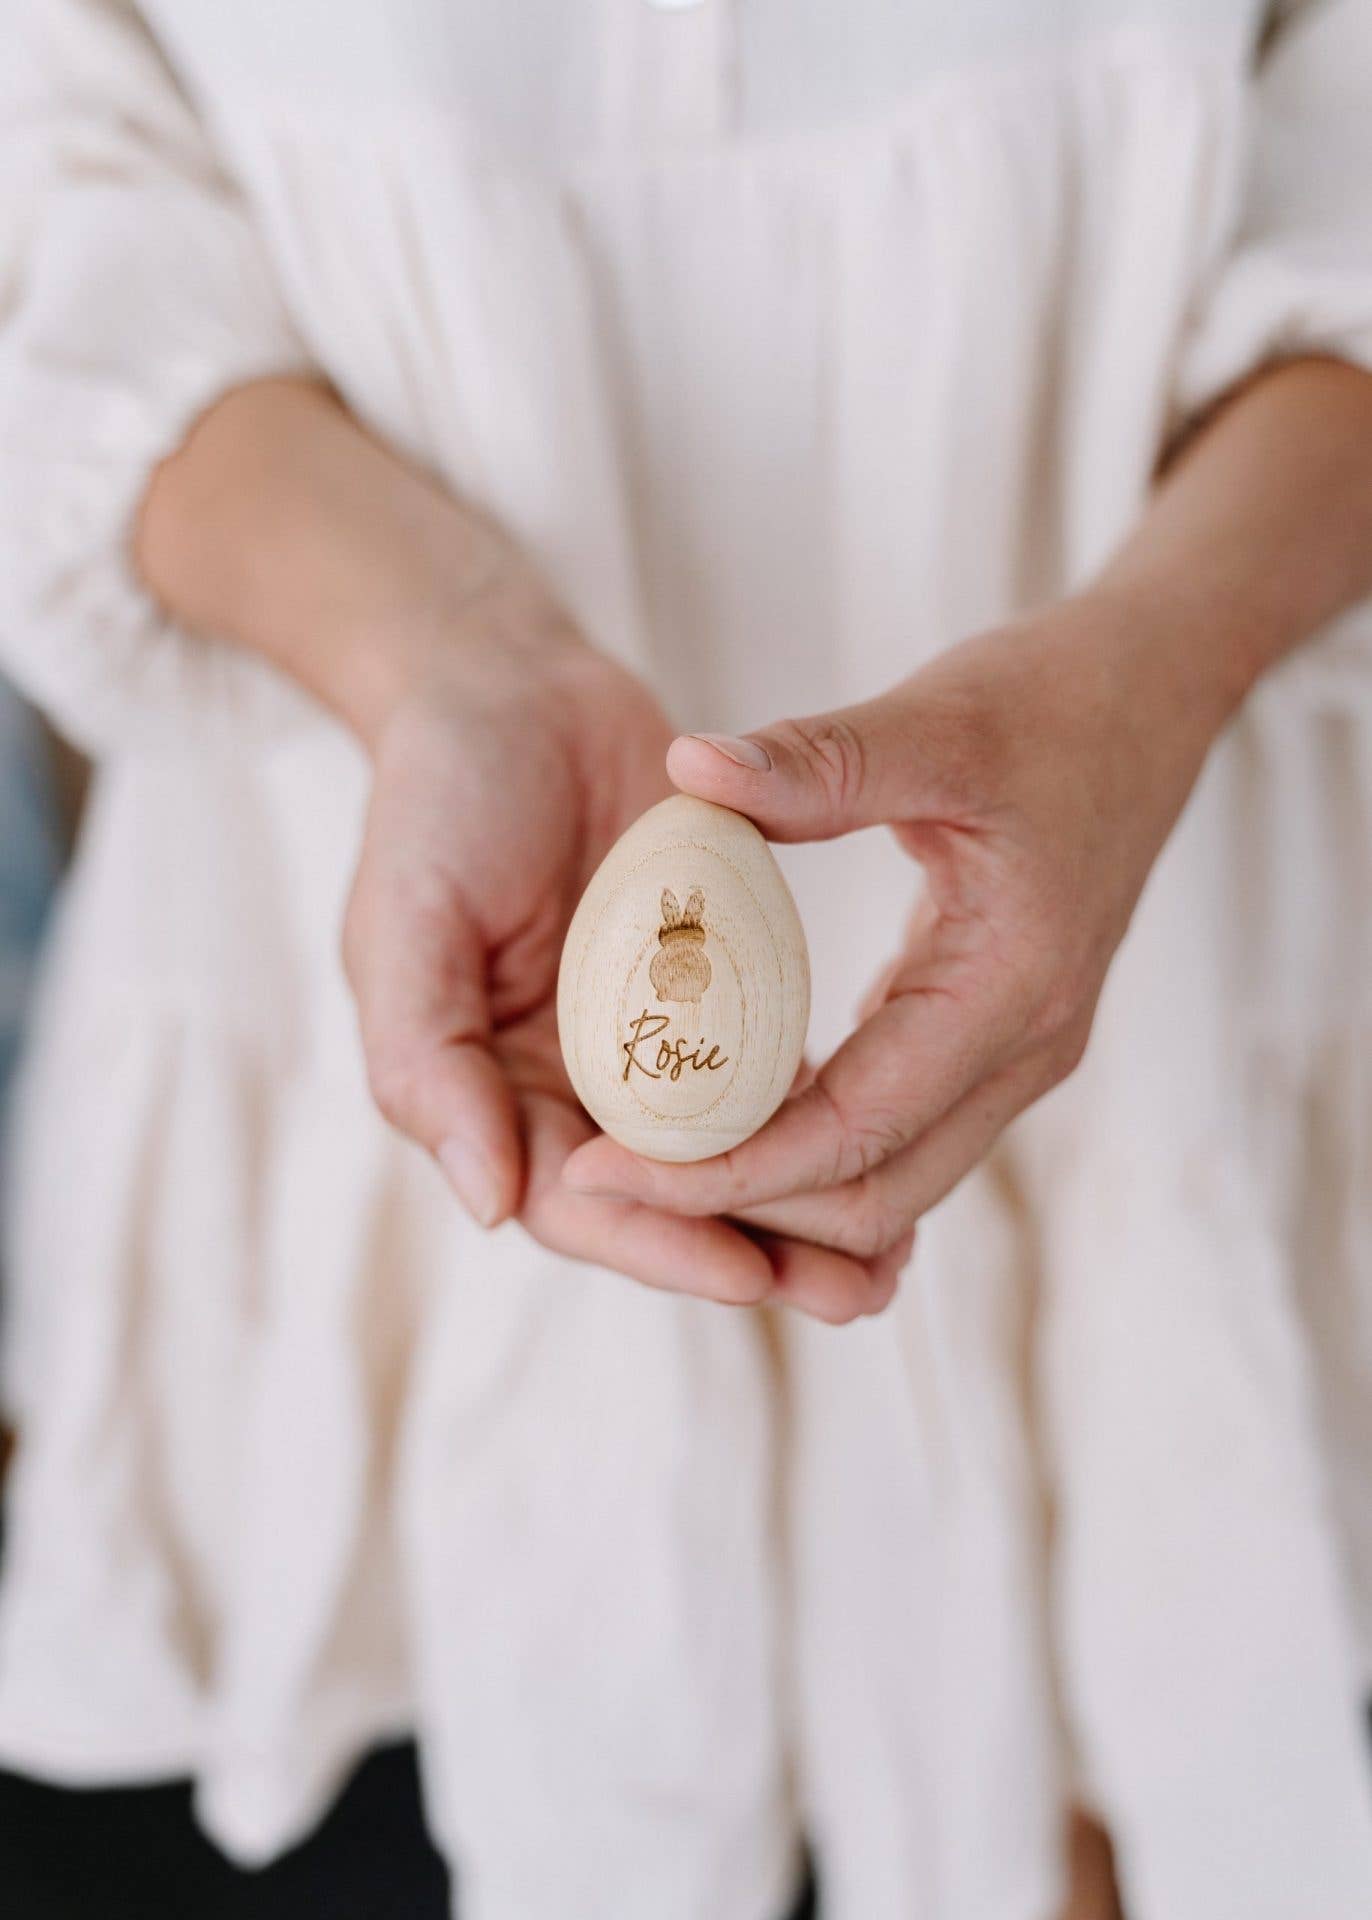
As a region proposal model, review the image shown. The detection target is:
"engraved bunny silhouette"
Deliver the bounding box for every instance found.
[649,886,712,1002]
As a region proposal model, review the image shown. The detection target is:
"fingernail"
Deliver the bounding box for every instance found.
[690,733,772,772]
[438,1137,502,1228]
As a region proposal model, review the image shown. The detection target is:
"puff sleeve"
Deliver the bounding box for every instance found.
[0,0,315,753]
[1175,0,1372,419]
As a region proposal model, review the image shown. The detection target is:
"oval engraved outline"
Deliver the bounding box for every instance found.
[574,838,785,1136]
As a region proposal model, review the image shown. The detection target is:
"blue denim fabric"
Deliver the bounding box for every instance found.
[0,682,60,1132]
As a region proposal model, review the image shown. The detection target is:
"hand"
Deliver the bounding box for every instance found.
[562,594,1228,1315]
[139,364,1372,1321]
[342,568,908,1313]
[137,379,905,1312]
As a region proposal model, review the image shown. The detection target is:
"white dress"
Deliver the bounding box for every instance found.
[2,2,1371,1915]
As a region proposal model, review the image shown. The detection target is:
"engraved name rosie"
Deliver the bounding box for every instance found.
[621,1011,729,1084]
[620,886,731,1085]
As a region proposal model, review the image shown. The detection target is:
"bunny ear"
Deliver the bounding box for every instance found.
[683,887,705,926]
[660,888,680,926]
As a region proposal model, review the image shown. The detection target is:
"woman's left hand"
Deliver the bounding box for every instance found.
[562,592,1231,1319]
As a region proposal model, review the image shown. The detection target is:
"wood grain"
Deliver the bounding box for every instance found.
[557,795,810,1162]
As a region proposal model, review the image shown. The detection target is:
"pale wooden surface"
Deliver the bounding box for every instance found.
[557,795,810,1163]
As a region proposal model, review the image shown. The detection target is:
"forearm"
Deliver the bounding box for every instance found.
[138,361,1372,758]
[133,375,572,746]
[1085,357,1372,734]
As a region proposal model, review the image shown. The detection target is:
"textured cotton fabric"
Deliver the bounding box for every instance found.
[1,3,1371,1917]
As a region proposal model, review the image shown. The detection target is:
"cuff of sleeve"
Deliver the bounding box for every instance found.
[0,335,322,756]
[1167,250,1372,687]
[1170,247,1372,435]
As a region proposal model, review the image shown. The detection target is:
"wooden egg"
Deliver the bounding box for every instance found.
[557,795,810,1163]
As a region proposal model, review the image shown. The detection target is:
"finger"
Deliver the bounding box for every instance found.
[563,973,1019,1214]
[665,685,940,843]
[855,893,938,1024]
[518,1095,776,1306]
[735,1064,1035,1256]
[345,860,522,1228]
[752,1227,914,1325]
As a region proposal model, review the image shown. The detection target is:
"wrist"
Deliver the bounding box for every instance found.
[997,585,1230,849]
[136,375,590,750]
[1076,357,1372,729]
[1082,559,1279,735]
[1067,564,1263,758]
[239,415,585,749]
[357,555,592,753]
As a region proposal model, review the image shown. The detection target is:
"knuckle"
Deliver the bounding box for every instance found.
[706,1147,757,1216]
[845,1219,890,1262]
[364,1044,424,1131]
[810,1078,904,1185]
[864,1233,915,1318]
[809,1291,867,1328]
[1020,958,1088,1052]
[775,714,868,814]
[837,1178,909,1260]
[1047,1016,1093,1084]
[849,1111,911,1183]
[862,1273,902,1320]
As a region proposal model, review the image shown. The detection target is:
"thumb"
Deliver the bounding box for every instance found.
[665,693,929,842]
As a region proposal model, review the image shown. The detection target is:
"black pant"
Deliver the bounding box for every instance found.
[0,1745,448,1920]
[0,1743,817,1919]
